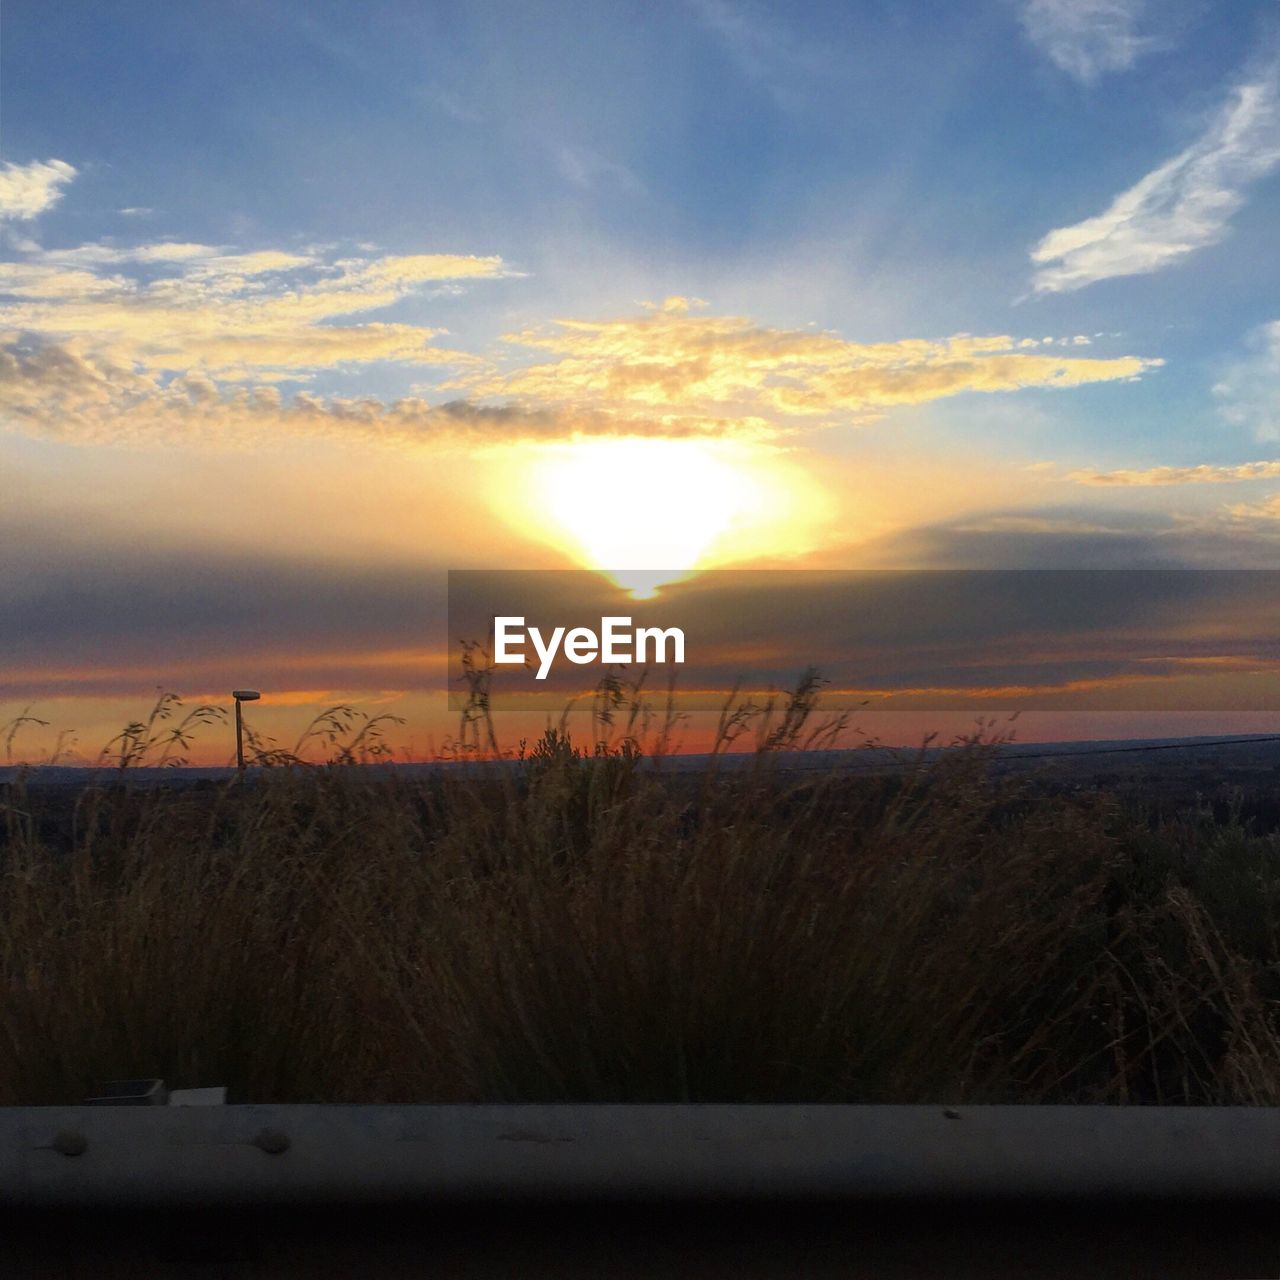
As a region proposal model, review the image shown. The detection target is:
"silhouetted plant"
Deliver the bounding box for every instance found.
[1,676,1278,1106]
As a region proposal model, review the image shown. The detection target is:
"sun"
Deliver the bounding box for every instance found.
[493,436,825,598]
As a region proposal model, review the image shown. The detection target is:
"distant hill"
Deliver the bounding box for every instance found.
[6,734,1280,788]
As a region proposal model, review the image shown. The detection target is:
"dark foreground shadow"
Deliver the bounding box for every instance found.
[1,1199,1277,1279]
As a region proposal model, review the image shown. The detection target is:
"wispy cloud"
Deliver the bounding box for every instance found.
[554,145,645,194]
[0,341,773,451]
[687,0,824,109]
[1070,458,1280,485]
[1226,491,1280,522]
[413,85,484,124]
[0,158,77,221]
[0,511,446,700]
[0,289,1161,452]
[0,210,537,448]
[1214,319,1280,440]
[459,296,1161,427]
[38,241,311,270]
[0,139,1160,458]
[1030,66,1280,292]
[1017,0,1161,83]
[0,242,513,379]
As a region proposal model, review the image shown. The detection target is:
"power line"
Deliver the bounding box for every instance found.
[988,735,1280,764]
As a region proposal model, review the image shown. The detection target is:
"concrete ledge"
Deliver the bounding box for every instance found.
[2,1104,1279,1206]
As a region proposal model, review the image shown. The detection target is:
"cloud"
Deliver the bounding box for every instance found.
[457,298,1160,426]
[1226,492,1280,522]
[1070,458,1280,485]
[1017,0,1161,83]
[0,243,513,378]
[945,513,1136,535]
[0,509,446,700]
[0,340,772,449]
[0,222,1159,453]
[1214,319,1280,440]
[1030,67,1280,292]
[0,268,1159,450]
[555,145,645,194]
[39,241,298,268]
[11,505,1275,711]
[687,0,825,109]
[413,85,484,124]
[854,501,1280,569]
[0,158,77,221]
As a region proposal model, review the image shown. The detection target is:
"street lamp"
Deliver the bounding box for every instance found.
[232,690,260,776]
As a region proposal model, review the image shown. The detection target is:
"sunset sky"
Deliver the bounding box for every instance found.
[3,1,1280,764]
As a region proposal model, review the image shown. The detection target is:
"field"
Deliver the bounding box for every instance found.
[2,679,1279,1108]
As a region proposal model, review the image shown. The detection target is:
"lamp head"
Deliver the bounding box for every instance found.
[232,690,261,702]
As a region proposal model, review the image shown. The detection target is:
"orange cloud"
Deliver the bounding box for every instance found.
[456,297,1159,426]
[1070,460,1280,485]
[0,246,512,377]
[1,242,1159,456]
[0,343,780,449]
[1227,492,1280,521]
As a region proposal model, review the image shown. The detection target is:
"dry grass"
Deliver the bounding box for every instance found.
[1,676,1278,1105]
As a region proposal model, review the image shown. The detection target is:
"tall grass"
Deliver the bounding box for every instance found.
[0,677,1278,1105]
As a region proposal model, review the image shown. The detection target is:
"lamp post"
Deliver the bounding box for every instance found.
[232,690,260,776]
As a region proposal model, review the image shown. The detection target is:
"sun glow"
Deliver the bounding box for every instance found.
[494,436,827,598]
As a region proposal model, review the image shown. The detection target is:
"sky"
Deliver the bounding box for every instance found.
[3,0,1280,763]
